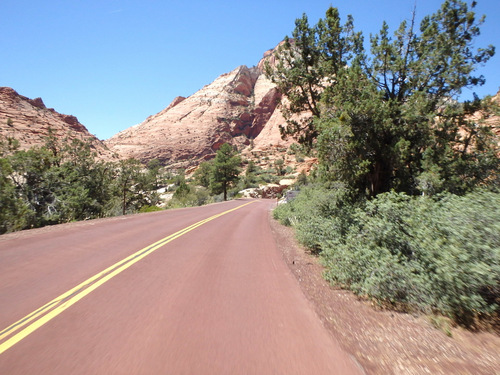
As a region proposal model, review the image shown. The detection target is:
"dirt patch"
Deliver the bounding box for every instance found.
[269,214,500,375]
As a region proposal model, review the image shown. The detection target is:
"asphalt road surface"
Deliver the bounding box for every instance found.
[0,199,362,374]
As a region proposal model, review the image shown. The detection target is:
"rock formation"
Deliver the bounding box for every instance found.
[105,47,295,167]
[482,92,500,137]
[0,87,113,158]
[5,44,496,173]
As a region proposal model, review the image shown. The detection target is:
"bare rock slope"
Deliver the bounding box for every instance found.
[0,87,112,158]
[105,50,293,167]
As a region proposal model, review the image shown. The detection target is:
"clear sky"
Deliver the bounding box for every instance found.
[1,0,499,140]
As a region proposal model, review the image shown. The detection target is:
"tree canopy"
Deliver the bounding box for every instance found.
[0,135,164,233]
[211,143,241,201]
[266,0,498,197]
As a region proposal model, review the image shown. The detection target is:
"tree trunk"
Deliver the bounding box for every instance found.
[122,186,126,215]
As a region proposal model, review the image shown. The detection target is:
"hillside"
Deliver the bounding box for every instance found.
[105,47,296,168]
[0,87,113,158]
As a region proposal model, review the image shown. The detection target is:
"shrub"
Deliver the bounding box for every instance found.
[138,205,163,213]
[277,186,500,324]
[320,190,500,324]
[167,185,213,208]
[273,184,355,252]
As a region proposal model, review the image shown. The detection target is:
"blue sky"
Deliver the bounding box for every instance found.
[1,0,499,140]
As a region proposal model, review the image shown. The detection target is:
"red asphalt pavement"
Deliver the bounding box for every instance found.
[0,199,362,374]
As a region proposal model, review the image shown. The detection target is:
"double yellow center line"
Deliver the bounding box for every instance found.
[0,201,256,355]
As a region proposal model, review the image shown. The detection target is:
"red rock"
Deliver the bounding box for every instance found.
[105,47,296,168]
[0,87,113,159]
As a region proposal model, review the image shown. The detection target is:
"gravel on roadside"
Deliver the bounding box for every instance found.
[269,213,500,375]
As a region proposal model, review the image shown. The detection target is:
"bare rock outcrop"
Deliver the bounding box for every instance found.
[105,47,295,167]
[0,87,113,158]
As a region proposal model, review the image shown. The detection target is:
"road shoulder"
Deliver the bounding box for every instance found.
[268,212,500,375]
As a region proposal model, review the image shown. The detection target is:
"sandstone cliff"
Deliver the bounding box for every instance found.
[0,87,113,158]
[105,49,295,167]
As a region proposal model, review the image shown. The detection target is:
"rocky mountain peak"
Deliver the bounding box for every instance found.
[0,87,113,158]
[105,48,293,167]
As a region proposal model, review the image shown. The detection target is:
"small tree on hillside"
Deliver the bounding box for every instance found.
[193,160,214,188]
[114,158,156,215]
[211,143,241,201]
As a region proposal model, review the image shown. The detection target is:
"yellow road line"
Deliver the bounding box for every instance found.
[0,200,256,355]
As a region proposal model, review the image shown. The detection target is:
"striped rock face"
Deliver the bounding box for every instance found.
[0,87,114,160]
[104,46,298,168]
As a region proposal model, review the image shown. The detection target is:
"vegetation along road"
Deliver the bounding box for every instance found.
[0,199,362,374]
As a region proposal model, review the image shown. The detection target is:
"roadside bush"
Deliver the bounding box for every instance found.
[321,192,434,310]
[276,185,499,324]
[273,184,355,252]
[138,205,163,213]
[167,185,213,208]
[320,190,500,324]
[427,192,500,323]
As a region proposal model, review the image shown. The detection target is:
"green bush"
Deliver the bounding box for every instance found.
[167,186,213,209]
[138,205,163,213]
[321,192,434,310]
[277,186,500,325]
[320,190,499,324]
[273,184,355,252]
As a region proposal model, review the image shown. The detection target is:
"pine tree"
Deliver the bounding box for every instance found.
[268,1,498,197]
[0,157,27,233]
[264,7,363,148]
[211,143,241,201]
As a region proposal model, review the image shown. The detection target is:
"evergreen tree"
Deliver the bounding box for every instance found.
[114,158,153,215]
[243,160,258,187]
[9,146,61,227]
[56,138,113,220]
[146,159,163,190]
[0,134,164,232]
[193,160,214,188]
[274,158,285,176]
[0,157,27,233]
[320,0,497,196]
[268,1,498,197]
[265,7,363,147]
[211,143,241,201]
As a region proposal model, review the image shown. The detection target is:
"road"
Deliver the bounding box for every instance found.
[0,199,362,374]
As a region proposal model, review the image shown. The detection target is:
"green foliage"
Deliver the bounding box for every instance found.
[56,139,117,220]
[192,160,213,188]
[265,7,363,147]
[8,146,62,226]
[167,185,212,208]
[173,180,190,199]
[211,143,241,201]
[275,0,499,327]
[146,159,167,189]
[115,158,156,215]
[268,1,498,198]
[0,135,169,233]
[274,158,285,176]
[0,158,27,233]
[138,205,163,213]
[318,190,499,324]
[295,170,308,187]
[237,159,258,189]
[278,186,500,324]
[274,184,356,252]
[0,136,19,155]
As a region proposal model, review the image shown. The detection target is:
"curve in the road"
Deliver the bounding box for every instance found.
[0,201,256,355]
